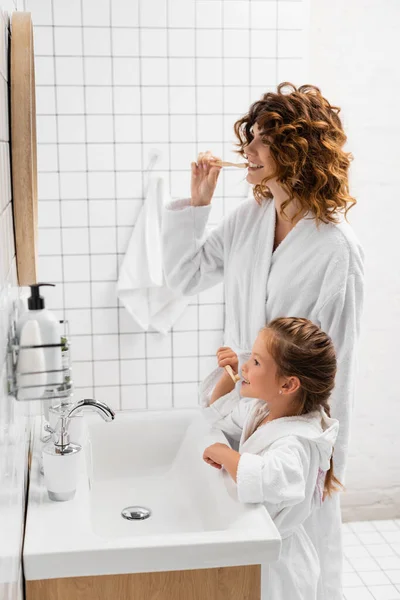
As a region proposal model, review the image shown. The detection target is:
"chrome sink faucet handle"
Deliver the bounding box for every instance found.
[49,399,115,449]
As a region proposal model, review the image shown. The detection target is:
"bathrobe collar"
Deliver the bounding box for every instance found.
[240,406,339,471]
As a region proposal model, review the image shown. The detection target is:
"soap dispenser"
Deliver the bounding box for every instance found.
[42,418,82,502]
[16,283,63,391]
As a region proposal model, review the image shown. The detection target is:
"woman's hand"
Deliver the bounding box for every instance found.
[191,151,222,206]
[216,346,239,376]
[203,443,241,482]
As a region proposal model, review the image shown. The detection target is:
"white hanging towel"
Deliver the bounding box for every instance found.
[117,175,190,335]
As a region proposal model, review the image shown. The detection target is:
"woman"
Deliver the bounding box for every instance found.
[161,82,364,600]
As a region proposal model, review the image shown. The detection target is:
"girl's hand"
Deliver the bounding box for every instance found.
[191,151,222,206]
[216,346,239,376]
[203,443,241,482]
[203,443,230,469]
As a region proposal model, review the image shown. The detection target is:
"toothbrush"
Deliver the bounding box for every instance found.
[225,365,241,383]
[212,160,248,169]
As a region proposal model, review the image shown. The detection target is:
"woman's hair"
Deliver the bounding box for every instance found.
[246,316,343,498]
[233,82,356,225]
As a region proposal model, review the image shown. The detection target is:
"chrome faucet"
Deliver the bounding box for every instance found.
[45,398,115,449]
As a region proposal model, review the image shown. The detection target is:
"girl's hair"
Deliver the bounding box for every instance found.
[246,317,343,498]
[233,82,356,225]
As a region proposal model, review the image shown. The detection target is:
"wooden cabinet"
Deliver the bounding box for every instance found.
[26,565,261,600]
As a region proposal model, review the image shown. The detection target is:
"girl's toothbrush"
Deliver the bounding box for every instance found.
[225,365,241,383]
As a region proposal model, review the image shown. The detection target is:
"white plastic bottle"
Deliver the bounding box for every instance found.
[16,320,47,400]
[16,283,63,392]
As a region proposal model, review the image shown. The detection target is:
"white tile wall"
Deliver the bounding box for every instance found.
[309,0,400,520]
[26,0,309,410]
[0,4,30,600]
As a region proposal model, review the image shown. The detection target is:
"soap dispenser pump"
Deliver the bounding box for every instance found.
[16,283,63,391]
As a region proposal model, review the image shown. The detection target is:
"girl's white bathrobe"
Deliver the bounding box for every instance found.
[161,196,364,599]
[201,381,339,600]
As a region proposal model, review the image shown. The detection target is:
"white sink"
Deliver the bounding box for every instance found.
[24,408,281,581]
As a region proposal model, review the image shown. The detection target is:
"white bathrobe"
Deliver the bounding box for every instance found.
[201,381,339,600]
[161,196,364,599]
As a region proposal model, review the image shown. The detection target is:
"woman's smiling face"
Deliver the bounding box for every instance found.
[244,123,276,186]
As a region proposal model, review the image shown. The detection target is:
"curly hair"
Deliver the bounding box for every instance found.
[233,82,356,224]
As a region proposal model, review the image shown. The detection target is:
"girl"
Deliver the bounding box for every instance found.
[201,317,341,600]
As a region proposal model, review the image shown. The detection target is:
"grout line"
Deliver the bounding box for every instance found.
[79,0,95,397]
[49,0,66,323]
[166,0,174,408]
[109,0,121,410]
[136,0,149,410]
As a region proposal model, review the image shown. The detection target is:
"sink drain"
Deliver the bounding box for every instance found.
[121,506,151,521]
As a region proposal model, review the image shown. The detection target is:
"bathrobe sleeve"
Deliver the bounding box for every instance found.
[236,436,310,505]
[202,389,256,442]
[161,199,227,295]
[317,272,364,483]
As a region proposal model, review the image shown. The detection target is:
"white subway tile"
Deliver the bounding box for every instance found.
[55,57,84,85]
[65,308,92,336]
[92,308,118,334]
[54,27,82,56]
[26,0,53,25]
[53,0,81,25]
[84,57,112,85]
[223,1,250,29]
[57,87,85,114]
[88,144,115,171]
[173,357,198,383]
[86,115,114,143]
[121,385,146,410]
[172,383,199,408]
[147,384,172,409]
[147,358,172,384]
[90,254,117,282]
[168,29,195,57]
[120,333,146,359]
[196,1,222,29]
[36,115,57,143]
[112,28,139,57]
[169,57,196,86]
[64,282,91,308]
[57,115,86,143]
[63,255,90,282]
[60,172,87,199]
[120,359,146,384]
[90,226,117,254]
[34,25,54,55]
[140,29,167,57]
[62,228,90,254]
[61,201,88,228]
[251,3,277,29]
[168,0,195,28]
[92,334,119,360]
[82,0,110,26]
[59,145,87,172]
[85,86,113,114]
[113,57,140,85]
[111,0,139,27]
[83,28,111,56]
[140,0,167,28]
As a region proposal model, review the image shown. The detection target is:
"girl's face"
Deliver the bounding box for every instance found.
[244,123,276,186]
[240,331,300,409]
